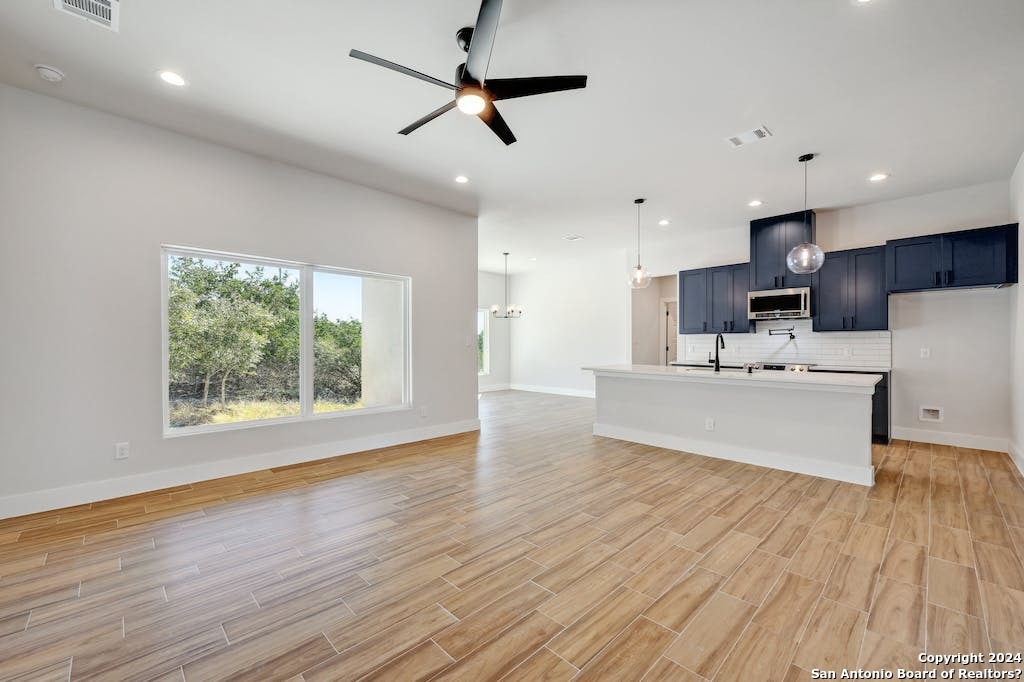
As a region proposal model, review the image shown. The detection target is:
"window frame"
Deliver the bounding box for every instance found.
[477,308,490,376]
[161,245,412,438]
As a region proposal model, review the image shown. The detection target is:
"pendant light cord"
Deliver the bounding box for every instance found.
[503,252,509,312]
[636,202,641,268]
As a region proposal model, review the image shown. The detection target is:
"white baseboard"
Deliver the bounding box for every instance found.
[510,383,596,398]
[478,383,511,393]
[891,426,1009,453]
[1010,441,1024,478]
[0,419,480,520]
[593,423,874,486]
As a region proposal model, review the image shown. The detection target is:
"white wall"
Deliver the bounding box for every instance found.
[890,288,1012,451]
[510,253,631,396]
[1010,153,1024,471]
[477,271,511,391]
[0,84,479,517]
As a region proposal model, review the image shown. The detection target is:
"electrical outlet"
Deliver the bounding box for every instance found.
[419,406,428,418]
[920,347,931,359]
[841,345,852,358]
[114,442,130,460]
[704,417,715,432]
[688,344,697,353]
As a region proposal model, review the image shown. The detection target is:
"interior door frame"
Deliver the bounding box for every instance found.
[659,297,679,365]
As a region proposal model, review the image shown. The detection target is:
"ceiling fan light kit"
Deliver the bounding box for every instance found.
[350,0,588,145]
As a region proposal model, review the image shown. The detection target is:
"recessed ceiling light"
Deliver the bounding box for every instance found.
[159,71,186,87]
[34,64,65,83]
[454,175,469,184]
[857,0,873,4]
[748,199,763,208]
[868,172,889,183]
[658,219,670,226]
[528,257,538,261]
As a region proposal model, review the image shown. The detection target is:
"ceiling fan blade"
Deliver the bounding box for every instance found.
[465,0,503,83]
[478,101,516,145]
[349,49,456,90]
[398,101,457,135]
[486,75,588,101]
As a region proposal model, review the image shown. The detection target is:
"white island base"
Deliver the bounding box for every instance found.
[584,365,882,486]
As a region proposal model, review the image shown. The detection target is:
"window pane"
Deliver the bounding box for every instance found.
[314,272,406,413]
[167,255,300,428]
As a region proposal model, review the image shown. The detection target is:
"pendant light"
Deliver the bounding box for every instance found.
[786,153,825,275]
[629,198,652,289]
[491,252,523,319]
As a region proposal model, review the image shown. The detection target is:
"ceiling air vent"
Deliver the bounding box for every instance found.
[53,0,120,31]
[725,125,773,149]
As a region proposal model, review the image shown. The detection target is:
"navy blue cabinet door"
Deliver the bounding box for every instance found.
[731,263,751,333]
[849,247,888,330]
[813,246,888,331]
[708,266,733,333]
[678,269,708,334]
[750,220,781,290]
[812,252,848,331]
[750,211,816,291]
[886,235,942,292]
[942,226,1009,288]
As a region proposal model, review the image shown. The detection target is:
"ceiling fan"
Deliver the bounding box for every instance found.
[349,0,587,146]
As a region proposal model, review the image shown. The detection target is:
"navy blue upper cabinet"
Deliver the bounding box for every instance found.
[812,252,849,331]
[730,263,751,333]
[749,211,816,291]
[678,268,709,334]
[680,264,750,334]
[850,248,888,330]
[886,235,943,292]
[886,224,1018,293]
[813,246,888,331]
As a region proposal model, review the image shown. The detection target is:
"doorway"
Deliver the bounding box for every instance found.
[660,298,678,365]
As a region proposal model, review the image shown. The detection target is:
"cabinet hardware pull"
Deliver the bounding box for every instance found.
[851,315,856,328]
[945,270,952,285]
[934,271,941,286]
[842,316,847,329]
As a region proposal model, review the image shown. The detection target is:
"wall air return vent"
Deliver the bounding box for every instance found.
[53,0,119,31]
[725,125,773,149]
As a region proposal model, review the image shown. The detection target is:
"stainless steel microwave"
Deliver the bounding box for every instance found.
[747,287,811,320]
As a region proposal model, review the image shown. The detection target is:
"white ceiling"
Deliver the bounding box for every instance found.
[1,0,1022,273]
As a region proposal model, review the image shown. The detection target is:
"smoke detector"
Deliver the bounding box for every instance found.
[725,125,773,149]
[53,0,120,32]
[34,65,66,83]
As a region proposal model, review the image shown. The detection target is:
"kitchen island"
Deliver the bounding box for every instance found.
[583,364,882,485]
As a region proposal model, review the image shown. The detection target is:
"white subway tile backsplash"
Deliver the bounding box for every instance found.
[677,319,891,369]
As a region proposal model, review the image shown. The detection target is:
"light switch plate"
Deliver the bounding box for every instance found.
[920,348,931,359]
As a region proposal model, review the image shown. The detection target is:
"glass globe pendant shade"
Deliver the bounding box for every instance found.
[786,242,825,275]
[630,265,652,289]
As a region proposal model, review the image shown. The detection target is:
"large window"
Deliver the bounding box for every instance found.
[163,247,409,435]
[477,309,489,376]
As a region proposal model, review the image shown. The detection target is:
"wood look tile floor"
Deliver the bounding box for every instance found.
[3,390,1024,681]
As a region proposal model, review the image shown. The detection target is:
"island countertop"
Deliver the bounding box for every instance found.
[584,364,882,394]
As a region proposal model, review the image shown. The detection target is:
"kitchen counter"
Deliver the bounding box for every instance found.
[584,364,879,485]
[589,364,880,394]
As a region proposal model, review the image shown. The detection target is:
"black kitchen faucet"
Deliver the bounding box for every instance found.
[714,333,725,373]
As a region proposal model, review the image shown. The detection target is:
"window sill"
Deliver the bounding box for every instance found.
[163,403,413,438]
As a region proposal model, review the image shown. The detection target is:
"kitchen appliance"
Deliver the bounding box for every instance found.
[747,287,811,320]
